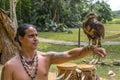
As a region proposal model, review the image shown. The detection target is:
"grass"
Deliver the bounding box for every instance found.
[109,18,120,24]
[37,42,76,52]
[39,30,80,42]
[37,24,120,80]
[39,24,120,42]
[37,42,120,80]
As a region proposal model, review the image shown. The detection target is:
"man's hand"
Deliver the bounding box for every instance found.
[93,47,107,58]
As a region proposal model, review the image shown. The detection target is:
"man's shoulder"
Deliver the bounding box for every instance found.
[36,50,51,59]
[36,51,47,56]
[37,50,44,54]
[4,55,19,67]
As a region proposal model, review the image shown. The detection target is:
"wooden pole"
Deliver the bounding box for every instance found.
[78,24,81,47]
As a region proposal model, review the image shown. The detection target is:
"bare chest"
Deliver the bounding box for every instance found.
[13,59,50,80]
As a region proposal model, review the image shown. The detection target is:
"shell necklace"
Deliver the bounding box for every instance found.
[19,52,38,80]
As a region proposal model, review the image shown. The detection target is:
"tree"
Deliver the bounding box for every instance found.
[0,0,20,64]
[1,0,112,30]
[10,0,19,29]
[93,1,113,23]
[0,9,20,64]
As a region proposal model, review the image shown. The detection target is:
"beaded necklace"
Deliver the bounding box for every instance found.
[19,52,38,80]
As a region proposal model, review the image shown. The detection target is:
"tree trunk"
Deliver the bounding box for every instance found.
[0,9,20,64]
[9,0,19,30]
[51,9,57,21]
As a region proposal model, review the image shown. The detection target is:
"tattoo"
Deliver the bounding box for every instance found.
[79,45,94,56]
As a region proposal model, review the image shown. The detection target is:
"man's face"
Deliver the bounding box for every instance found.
[19,27,38,50]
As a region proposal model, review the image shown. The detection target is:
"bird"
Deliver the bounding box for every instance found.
[83,12,105,47]
[83,12,105,63]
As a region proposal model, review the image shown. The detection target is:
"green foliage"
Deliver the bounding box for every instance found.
[16,0,32,24]
[0,0,9,12]
[57,23,68,32]
[38,20,68,32]
[1,0,113,31]
[93,1,113,23]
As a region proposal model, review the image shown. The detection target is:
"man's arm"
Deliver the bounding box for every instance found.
[47,46,107,64]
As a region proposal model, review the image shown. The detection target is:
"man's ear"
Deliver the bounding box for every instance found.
[18,36,23,43]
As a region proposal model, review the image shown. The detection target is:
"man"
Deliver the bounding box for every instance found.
[3,23,107,80]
